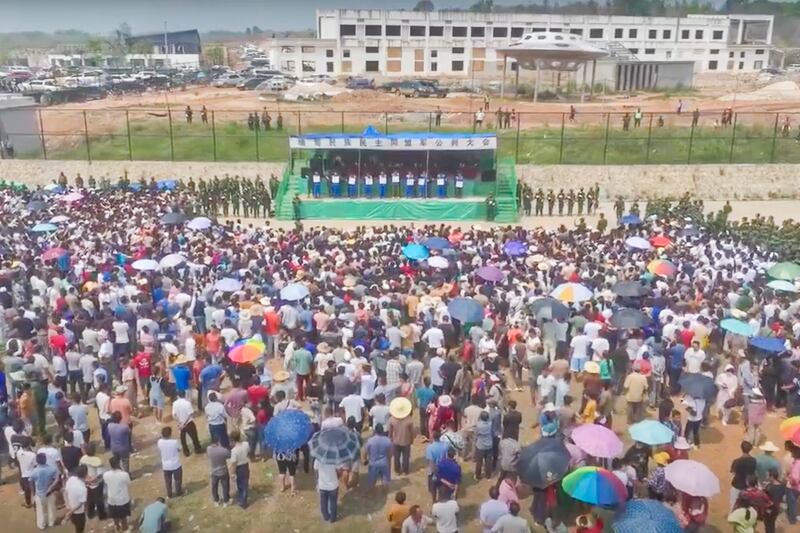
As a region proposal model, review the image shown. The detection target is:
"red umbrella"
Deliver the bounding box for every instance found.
[650,235,672,248]
[41,248,67,261]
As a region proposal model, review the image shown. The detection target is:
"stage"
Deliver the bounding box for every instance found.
[294,197,488,221]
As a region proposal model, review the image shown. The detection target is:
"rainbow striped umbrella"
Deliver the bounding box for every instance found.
[780,416,800,445]
[647,259,677,278]
[561,466,627,506]
[229,337,266,364]
[550,282,593,303]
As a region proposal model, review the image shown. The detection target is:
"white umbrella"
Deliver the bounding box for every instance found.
[187,217,213,230]
[131,259,160,271]
[49,215,70,224]
[214,278,242,292]
[428,256,449,269]
[550,282,593,303]
[767,279,797,293]
[625,236,651,250]
[159,254,185,269]
[60,192,84,203]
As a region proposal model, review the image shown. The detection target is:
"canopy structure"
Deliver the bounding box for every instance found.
[290,127,496,152]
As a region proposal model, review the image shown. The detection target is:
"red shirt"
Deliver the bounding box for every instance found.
[263,312,281,336]
[247,384,270,408]
[133,352,152,378]
[678,329,694,348]
[49,334,67,356]
[461,341,475,363]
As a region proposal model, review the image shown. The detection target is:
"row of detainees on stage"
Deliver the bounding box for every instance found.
[303,170,474,199]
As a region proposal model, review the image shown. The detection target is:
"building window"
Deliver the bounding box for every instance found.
[431,62,438,72]
[429,26,443,37]
[695,30,703,39]
[326,49,334,58]
[281,60,295,71]
[738,61,744,70]
[301,46,315,53]
[533,27,546,32]
[326,62,334,73]
[754,60,763,70]
[366,46,379,54]
[302,60,315,72]
[727,60,734,69]
[645,48,655,55]
[281,46,295,53]
[452,26,467,37]
[708,60,718,70]
[648,29,657,39]
[549,28,561,33]
[343,50,350,58]
[365,25,381,36]
[665,50,672,59]
[511,27,524,38]
[755,49,765,55]
[410,26,426,37]
[628,48,639,55]
[740,51,745,58]
[681,29,690,39]
[342,61,351,73]
[729,51,734,58]
[431,50,438,58]
[451,60,464,71]
[589,28,603,39]
[570,29,583,36]
[663,29,671,39]
[386,25,400,36]
[710,49,719,55]
[471,27,485,37]
[365,60,379,72]
[493,27,508,38]
[629,29,638,38]
[340,24,356,36]
[452,47,464,54]
[713,30,724,40]
[614,28,623,39]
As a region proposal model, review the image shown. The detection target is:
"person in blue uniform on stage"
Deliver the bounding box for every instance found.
[392,170,401,198]
[330,171,341,198]
[311,170,322,198]
[436,172,447,199]
[378,171,388,199]
[455,172,464,198]
[347,172,358,198]
[417,171,427,198]
[405,172,415,198]
[363,173,374,198]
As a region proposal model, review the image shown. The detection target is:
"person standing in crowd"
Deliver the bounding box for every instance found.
[103,455,132,533]
[157,426,183,498]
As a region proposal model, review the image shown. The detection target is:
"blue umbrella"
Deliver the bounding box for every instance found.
[26,200,47,211]
[447,297,484,323]
[422,237,451,250]
[263,410,313,454]
[503,240,527,257]
[678,373,717,399]
[280,282,309,301]
[628,420,674,446]
[309,426,361,465]
[720,318,754,337]
[619,214,642,225]
[31,223,58,233]
[613,499,683,533]
[402,243,429,261]
[749,336,786,354]
[156,179,177,191]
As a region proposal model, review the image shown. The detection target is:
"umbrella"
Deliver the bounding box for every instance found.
[263,410,313,454]
[160,212,187,225]
[571,424,623,458]
[309,426,361,465]
[518,437,571,489]
[214,278,242,292]
[628,420,674,446]
[720,318,754,337]
[159,254,185,269]
[779,416,800,445]
[647,259,677,278]
[31,223,58,233]
[422,237,451,250]
[625,237,651,250]
[679,226,701,237]
[649,235,672,248]
[402,243,429,261]
[131,259,160,271]
[611,281,650,298]
[186,216,213,230]
[678,373,716,399]
[613,499,683,533]
[766,279,797,292]
[561,466,627,506]
[280,282,309,301]
[503,240,527,257]
[156,180,177,191]
[447,297,485,323]
[476,266,504,283]
[609,308,650,329]
[619,214,642,225]
[41,247,68,261]
[49,215,70,224]
[664,460,720,497]
[550,282,593,303]
[565,441,587,466]
[428,256,449,269]
[60,192,84,203]
[229,338,266,364]
[26,200,46,212]
[767,261,800,280]
[749,336,786,354]
[530,298,570,321]
[43,183,63,192]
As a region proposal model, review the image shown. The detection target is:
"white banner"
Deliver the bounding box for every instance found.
[289,135,496,151]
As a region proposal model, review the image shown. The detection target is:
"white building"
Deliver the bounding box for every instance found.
[266,9,773,77]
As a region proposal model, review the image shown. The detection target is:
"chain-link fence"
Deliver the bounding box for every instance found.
[1,107,798,164]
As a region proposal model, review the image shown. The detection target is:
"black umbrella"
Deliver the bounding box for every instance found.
[678,373,717,399]
[309,427,361,465]
[518,437,571,489]
[529,297,570,321]
[160,212,187,225]
[26,200,47,212]
[609,308,650,329]
[611,281,650,298]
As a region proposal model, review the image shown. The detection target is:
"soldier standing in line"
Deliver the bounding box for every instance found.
[87,175,96,189]
[546,189,556,216]
[247,113,254,130]
[567,189,575,216]
[522,187,532,216]
[622,113,631,131]
[264,111,272,130]
[253,113,261,132]
[201,106,208,124]
[187,177,196,193]
[74,173,84,189]
[557,188,566,216]
[269,173,280,201]
[586,187,595,215]
[577,187,586,215]
[58,172,68,188]
[276,113,283,130]
[292,194,302,223]
[597,213,608,233]
[232,177,242,217]
[593,183,600,214]
[534,187,544,216]
[614,196,625,220]
[516,180,523,210]
[485,193,496,221]
[185,105,193,124]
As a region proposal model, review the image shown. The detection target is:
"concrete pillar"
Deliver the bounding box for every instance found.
[500,54,507,99]
[581,61,588,102]
[534,59,541,103]
[736,20,744,45]
[589,59,596,98]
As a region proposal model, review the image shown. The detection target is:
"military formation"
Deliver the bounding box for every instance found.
[518,183,600,217]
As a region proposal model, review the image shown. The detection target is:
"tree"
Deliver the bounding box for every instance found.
[85,37,106,67]
[413,0,435,12]
[470,0,494,13]
[251,26,263,34]
[205,46,225,67]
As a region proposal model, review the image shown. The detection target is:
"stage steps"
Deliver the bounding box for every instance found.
[493,159,519,223]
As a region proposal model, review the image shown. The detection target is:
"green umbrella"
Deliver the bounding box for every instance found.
[768,262,800,281]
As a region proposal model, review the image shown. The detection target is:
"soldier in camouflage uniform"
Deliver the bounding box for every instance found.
[567,190,575,216]
[557,189,566,216]
[546,189,555,216]
[577,187,586,216]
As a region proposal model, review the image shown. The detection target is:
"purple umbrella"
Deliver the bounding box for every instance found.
[476,265,504,283]
[504,240,527,257]
[571,424,623,459]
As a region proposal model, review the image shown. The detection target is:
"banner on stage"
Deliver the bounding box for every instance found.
[289,134,497,151]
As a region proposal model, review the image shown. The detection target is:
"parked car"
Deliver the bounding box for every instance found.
[760,66,783,75]
[345,77,374,90]
[394,81,440,98]
[299,74,336,85]
[257,76,293,92]
[237,77,269,90]
[380,81,403,93]
[20,79,59,92]
[212,73,245,87]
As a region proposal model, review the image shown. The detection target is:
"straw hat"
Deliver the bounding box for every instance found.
[673,436,692,450]
[389,397,413,419]
[583,361,601,374]
[653,452,671,466]
[438,395,453,407]
[316,342,332,354]
[81,455,103,468]
[171,354,193,366]
[273,370,291,383]
[114,385,128,395]
[759,441,780,453]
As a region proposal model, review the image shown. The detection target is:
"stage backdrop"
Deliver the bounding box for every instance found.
[290,127,497,152]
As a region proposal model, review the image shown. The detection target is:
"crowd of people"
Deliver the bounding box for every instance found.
[0,177,799,533]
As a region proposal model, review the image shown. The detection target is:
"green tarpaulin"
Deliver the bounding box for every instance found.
[296,199,488,221]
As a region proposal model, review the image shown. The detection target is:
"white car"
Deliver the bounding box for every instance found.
[20,79,59,92]
[213,73,245,87]
[260,77,292,91]
[299,75,336,85]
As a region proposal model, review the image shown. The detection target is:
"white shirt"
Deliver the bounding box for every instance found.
[583,321,602,339]
[491,514,531,533]
[432,499,460,533]
[65,476,87,514]
[331,173,340,183]
[102,469,131,506]
[112,321,129,344]
[591,337,610,359]
[570,334,591,359]
[96,391,111,421]
[684,348,706,374]
[339,394,365,422]
[79,354,97,383]
[429,356,445,387]
[360,373,377,400]
[52,355,67,377]
[204,401,226,426]
[422,327,445,349]
[17,448,37,477]
[157,438,182,471]
[315,461,339,491]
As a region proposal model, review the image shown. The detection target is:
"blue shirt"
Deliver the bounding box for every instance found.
[199,364,224,385]
[139,500,167,533]
[425,441,449,473]
[437,457,462,485]
[415,387,436,410]
[29,464,58,496]
[172,365,191,392]
[668,344,686,369]
[364,434,392,466]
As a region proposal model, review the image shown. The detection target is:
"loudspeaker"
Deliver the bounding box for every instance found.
[481,170,496,182]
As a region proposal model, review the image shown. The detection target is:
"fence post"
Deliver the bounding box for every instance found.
[37,109,47,160]
[429,112,432,132]
[602,113,610,164]
[126,110,133,161]
[255,119,260,162]
[384,113,389,134]
[728,113,738,163]
[167,109,175,162]
[769,112,779,163]
[211,111,217,162]
[558,112,565,164]
[645,113,653,164]
[297,112,302,135]
[687,122,695,164]
[83,110,91,162]
[514,112,521,163]
[341,111,345,134]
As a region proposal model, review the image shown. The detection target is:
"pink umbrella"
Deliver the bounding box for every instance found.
[571,423,623,458]
[664,460,720,497]
[565,441,586,467]
[60,192,84,203]
[476,265,503,283]
[41,247,67,261]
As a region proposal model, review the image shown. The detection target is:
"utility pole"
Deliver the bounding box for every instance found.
[164,21,169,68]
